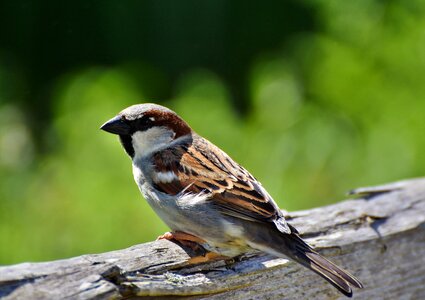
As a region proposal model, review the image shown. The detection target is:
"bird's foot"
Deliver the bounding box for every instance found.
[157,231,208,253]
[187,251,230,264]
[157,231,229,264]
[157,231,206,244]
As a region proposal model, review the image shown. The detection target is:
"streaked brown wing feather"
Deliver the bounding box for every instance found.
[152,136,285,226]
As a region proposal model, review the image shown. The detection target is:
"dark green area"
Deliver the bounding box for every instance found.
[1,0,424,264]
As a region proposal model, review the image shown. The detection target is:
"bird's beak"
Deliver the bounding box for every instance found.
[100,116,131,135]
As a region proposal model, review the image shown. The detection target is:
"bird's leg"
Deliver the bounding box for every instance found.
[157,231,229,264]
[187,251,230,264]
[157,231,209,254]
[157,231,206,244]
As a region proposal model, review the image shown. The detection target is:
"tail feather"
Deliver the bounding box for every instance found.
[305,251,364,289]
[284,233,363,297]
[309,258,353,297]
[243,220,363,297]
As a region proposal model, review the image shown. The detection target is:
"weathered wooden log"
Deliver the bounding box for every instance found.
[1,178,424,299]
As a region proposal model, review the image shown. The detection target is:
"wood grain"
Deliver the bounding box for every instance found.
[1,178,424,299]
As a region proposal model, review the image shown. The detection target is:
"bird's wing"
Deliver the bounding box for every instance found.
[151,136,291,234]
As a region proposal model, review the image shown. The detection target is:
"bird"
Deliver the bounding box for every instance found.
[100,103,363,297]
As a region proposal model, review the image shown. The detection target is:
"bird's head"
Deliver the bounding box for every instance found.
[100,103,192,159]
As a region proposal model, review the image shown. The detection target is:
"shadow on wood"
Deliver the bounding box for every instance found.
[1,178,424,299]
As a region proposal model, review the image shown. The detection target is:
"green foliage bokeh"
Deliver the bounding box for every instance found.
[1,1,424,264]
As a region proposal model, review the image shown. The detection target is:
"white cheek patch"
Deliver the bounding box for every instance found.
[132,127,174,158]
[155,171,178,183]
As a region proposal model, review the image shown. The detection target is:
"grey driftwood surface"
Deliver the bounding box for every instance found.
[1,178,425,300]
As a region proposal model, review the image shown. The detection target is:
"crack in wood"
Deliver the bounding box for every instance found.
[1,178,424,299]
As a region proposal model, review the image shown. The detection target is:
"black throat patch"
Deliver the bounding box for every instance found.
[119,135,135,158]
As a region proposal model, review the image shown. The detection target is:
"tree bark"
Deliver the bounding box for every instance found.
[1,178,424,299]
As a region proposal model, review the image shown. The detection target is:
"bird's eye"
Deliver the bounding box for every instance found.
[142,115,154,124]
[131,115,152,131]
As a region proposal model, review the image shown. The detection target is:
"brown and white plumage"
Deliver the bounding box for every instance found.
[151,136,291,234]
[101,103,363,297]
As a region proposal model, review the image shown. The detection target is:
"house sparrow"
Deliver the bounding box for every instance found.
[101,103,363,297]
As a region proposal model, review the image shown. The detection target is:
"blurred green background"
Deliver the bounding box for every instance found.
[1,0,424,265]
